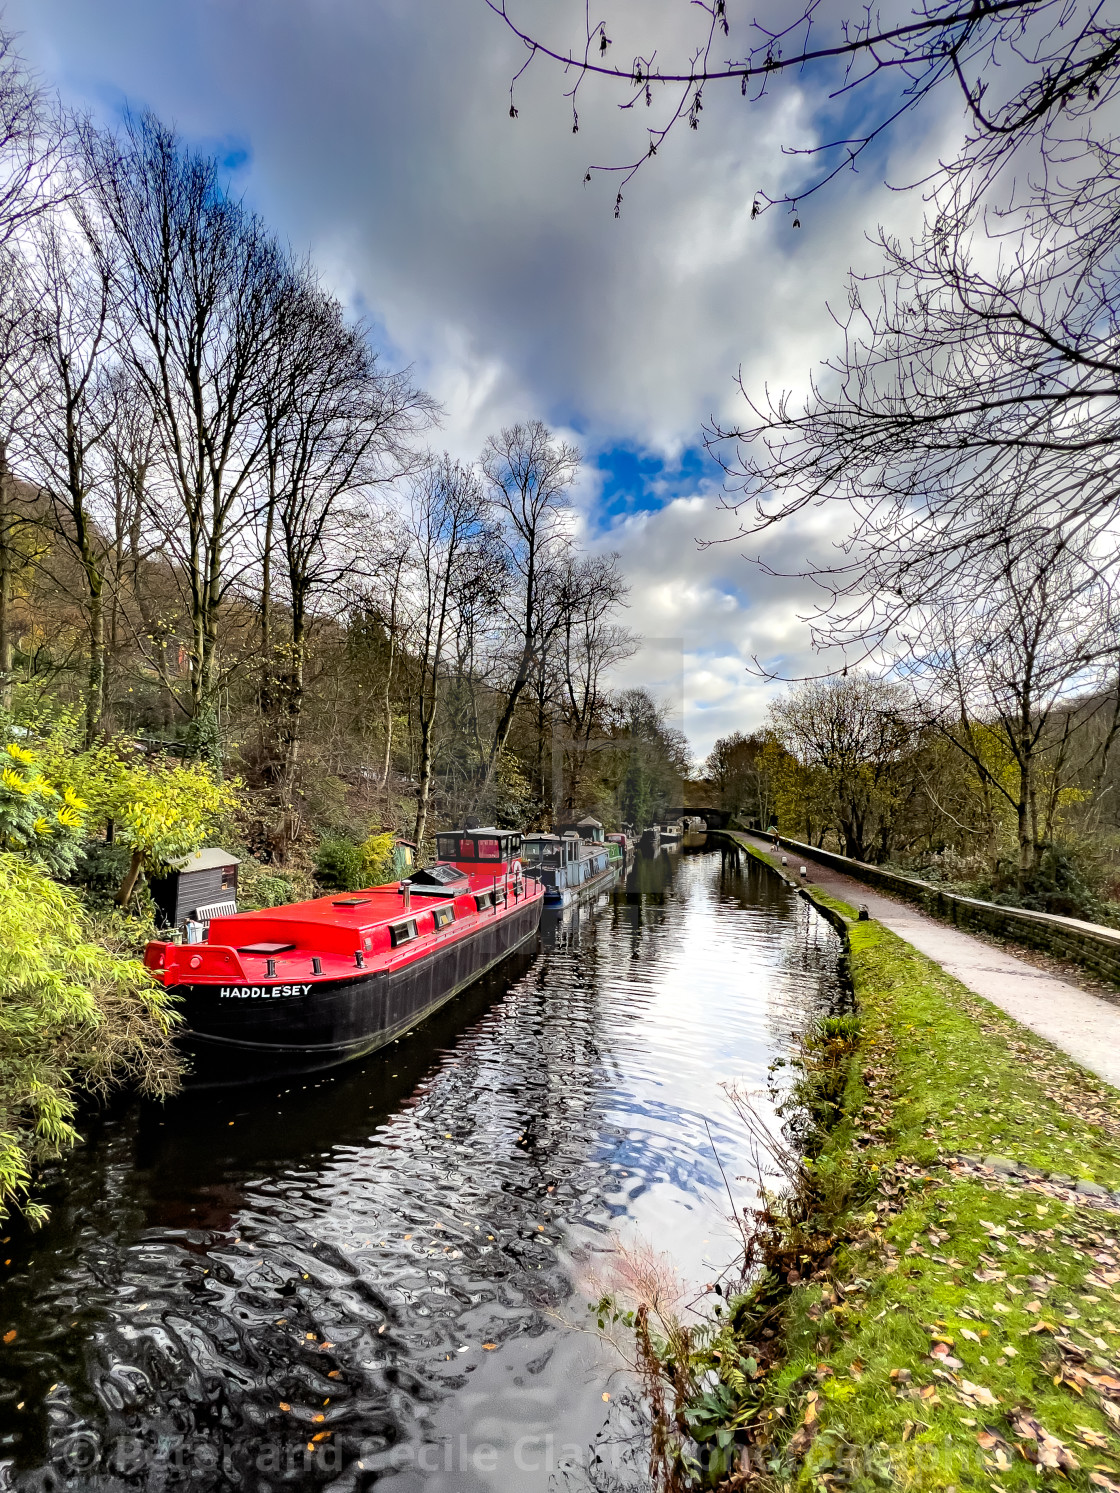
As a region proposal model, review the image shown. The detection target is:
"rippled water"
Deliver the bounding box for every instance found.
[0,847,843,1491]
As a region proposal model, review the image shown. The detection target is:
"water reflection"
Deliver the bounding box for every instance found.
[0,850,842,1490]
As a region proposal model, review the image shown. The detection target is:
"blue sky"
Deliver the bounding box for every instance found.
[6,0,962,757]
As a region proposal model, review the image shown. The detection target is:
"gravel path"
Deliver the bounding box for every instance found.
[739,834,1120,1091]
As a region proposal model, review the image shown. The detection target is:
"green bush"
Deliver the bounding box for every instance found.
[315,830,399,892]
[360,830,397,886]
[314,834,365,891]
[0,740,86,876]
[0,852,180,1223]
[962,841,1120,926]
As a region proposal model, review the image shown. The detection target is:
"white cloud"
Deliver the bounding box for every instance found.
[6,0,967,754]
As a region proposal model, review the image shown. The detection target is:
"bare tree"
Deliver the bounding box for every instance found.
[769,674,912,860]
[81,112,289,756]
[485,0,1120,213]
[710,163,1120,666]
[904,525,1120,878]
[408,457,494,848]
[0,33,59,710]
[16,209,122,741]
[477,420,580,804]
[553,552,635,816]
[254,273,432,807]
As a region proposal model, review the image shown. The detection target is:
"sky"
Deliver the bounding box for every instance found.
[5,0,968,760]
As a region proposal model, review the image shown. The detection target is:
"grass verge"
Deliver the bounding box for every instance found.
[744,836,1120,1491]
[629,836,1120,1490]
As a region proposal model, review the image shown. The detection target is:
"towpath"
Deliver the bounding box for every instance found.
[735,833,1120,1091]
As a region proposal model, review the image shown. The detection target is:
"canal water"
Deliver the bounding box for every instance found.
[0,848,843,1491]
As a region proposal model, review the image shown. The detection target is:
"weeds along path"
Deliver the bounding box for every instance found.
[741,834,1120,1090]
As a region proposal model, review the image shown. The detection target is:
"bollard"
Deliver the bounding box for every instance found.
[799,865,807,878]
[857,904,870,921]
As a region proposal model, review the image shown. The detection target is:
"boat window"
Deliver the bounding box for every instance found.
[473,891,492,911]
[436,835,458,859]
[476,838,501,859]
[433,905,455,930]
[459,838,477,858]
[389,919,417,947]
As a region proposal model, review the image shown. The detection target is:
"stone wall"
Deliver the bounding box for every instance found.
[738,833,1120,988]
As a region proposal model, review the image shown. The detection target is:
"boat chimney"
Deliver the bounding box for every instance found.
[312,956,322,974]
[403,883,411,912]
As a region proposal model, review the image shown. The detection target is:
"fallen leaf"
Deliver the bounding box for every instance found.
[1011,1412,1079,1472]
[960,1380,999,1406]
[960,1328,981,1343]
[312,1413,325,1424]
[482,1342,497,1350]
[279,1402,291,1413]
[602,1392,610,1402]
[2,1330,14,1343]
[974,1270,1006,1283]
[1090,1473,1120,1492]
[1077,1428,1110,1450]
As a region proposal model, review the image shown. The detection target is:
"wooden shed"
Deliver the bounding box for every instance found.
[149,847,240,929]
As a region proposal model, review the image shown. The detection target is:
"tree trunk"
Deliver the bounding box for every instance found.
[115,848,145,907]
[1017,741,1034,880]
[282,605,306,800]
[0,441,13,713]
[413,716,435,851]
[85,578,105,745]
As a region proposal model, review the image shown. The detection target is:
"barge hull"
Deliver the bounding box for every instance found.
[543,865,618,907]
[176,896,541,1077]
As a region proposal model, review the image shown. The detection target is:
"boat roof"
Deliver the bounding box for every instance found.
[436,825,520,838]
[168,846,241,873]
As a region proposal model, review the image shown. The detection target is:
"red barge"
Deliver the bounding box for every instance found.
[144,829,542,1076]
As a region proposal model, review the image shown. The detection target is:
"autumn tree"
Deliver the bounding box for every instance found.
[768,674,913,861]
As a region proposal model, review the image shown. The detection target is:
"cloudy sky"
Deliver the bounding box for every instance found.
[6,0,967,759]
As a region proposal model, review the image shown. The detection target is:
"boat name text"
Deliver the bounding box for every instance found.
[218,984,313,1000]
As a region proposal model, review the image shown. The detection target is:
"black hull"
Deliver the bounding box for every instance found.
[541,864,618,906]
[175,897,542,1079]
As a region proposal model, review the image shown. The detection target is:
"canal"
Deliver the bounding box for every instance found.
[0,847,844,1490]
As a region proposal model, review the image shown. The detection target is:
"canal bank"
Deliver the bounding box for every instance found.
[698,834,1120,1488]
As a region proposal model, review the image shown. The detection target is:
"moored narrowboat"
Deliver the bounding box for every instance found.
[144,828,542,1077]
[522,824,615,907]
[606,830,633,866]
